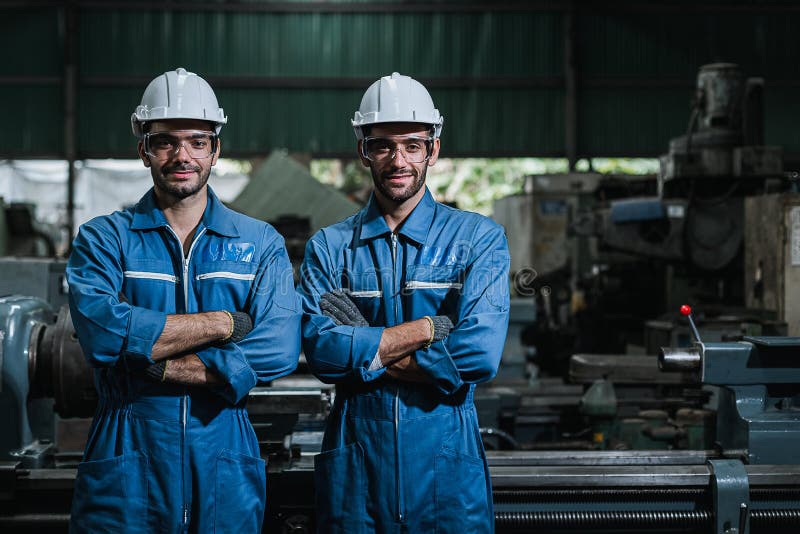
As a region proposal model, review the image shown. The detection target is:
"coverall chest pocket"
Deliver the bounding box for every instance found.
[122,259,177,310]
[404,264,463,318]
[194,261,257,311]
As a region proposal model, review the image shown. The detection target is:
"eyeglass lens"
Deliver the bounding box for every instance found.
[364,137,430,163]
[146,131,215,159]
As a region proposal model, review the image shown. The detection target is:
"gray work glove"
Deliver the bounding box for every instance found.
[215,311,253,346]
[141,360,167,382]
[320,290,369,327]
[430,315,455,342]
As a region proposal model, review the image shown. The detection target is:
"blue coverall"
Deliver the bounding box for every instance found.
[67,187,301,533]
[299,189,510,533]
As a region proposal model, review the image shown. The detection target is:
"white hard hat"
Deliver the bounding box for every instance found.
[131,67,227,138]
[352,72,443,140]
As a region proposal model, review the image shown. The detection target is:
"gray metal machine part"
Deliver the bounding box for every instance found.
[0,296,54,465]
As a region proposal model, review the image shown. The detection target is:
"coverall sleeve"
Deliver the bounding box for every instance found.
[297,232,385,384]
[67,221,167,369]
[196,230,301,404]
[414,221,510,395]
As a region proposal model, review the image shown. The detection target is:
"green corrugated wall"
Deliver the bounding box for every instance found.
[2,2,799,159]
[1,8,63,156]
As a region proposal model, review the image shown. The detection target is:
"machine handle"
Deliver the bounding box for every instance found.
[680,304,703,344]
[738,502,749,534]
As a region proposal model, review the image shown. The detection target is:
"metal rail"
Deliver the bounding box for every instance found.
[490,463,800,488]
[495,509,800,530]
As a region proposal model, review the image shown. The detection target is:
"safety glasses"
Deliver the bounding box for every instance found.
[362,135,433,164]
[143,130,218,159]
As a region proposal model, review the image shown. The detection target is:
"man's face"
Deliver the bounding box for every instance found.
[138,119,220,200]
[359,123,440,206]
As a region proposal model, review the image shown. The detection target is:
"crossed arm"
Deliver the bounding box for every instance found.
[151,312,231,361]
[147,310,257,385]
[148,312,233,385]
[378,320,435,382]
[319,290,450,383]
[301,223,509,392]
[68,221,299,399]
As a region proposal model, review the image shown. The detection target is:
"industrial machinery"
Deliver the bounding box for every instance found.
[478,63,800,533]
[488,306,800,533]
[0,294,332,532]
[1,292,797,532]
[494,63,791,366]
[743,193,800,336]
[572,63,789,317]
[486,63,793,455]
[589,62,783,266]
[2,60,798,532]
[0,201,61,258]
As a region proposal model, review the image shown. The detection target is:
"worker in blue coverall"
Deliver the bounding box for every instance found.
[298,72,511,533]
[67,67,301,533]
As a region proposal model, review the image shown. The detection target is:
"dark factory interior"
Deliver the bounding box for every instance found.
[1,2,799,533]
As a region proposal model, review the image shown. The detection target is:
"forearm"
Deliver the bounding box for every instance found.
[151,312,231,361]
[378,318,431,367]
[163,354,221,386]
[385,355,431,383]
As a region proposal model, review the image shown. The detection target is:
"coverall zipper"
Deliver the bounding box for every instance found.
[390,232,404,523]
[166,225,207,529]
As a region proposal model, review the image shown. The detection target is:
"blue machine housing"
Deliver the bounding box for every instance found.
[0,296,53,462]
[609,197,667,223]
[701,336,800,465]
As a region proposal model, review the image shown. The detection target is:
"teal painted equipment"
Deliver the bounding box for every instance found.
[0,296,54,466]
[657,307,800,533]
[660,336,800,465]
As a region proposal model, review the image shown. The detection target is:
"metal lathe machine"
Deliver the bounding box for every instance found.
[0,259,797,533]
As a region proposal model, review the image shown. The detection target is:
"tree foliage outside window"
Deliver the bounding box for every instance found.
[310,158,659,216]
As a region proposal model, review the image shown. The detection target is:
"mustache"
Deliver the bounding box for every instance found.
[381,168,417,179]
[163,164,201,173]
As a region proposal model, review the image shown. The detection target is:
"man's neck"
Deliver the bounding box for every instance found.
[377,188,425,233]
[154,187,208,250]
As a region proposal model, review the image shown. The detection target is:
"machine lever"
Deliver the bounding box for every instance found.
[738,502,749,534]
[680,304,703,343]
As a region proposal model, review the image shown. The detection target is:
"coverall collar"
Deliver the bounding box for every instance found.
[131,186,240,237]
[359,188,435,245]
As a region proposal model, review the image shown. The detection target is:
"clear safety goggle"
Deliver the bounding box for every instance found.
[143,129,218,159]
[362,135,433,164]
